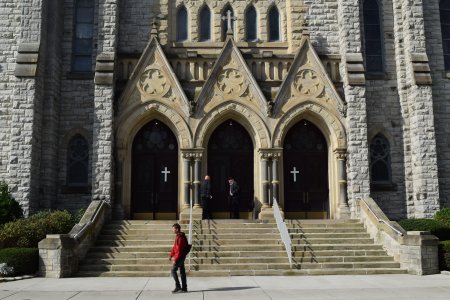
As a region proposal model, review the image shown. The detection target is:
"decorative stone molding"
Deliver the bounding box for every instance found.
[345,53,365,86]
[410,53,432,85]
[94,52,115,85]
[137,60,171,98]
[292,69,325,98]
[14,42,40,77]
[333,148,347,160]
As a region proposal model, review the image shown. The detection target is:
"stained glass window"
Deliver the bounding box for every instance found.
[370,134,391,183]
[199,5,211,41]
[440,0,450,71]
[363,0,383,73]
[246,6,257,41]
[67,135,89,186]
[72,0,94,72]
[268,6,280,41]
[177,6,188,41]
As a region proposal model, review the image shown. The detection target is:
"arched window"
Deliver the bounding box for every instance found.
[246,6,257,41]
[72,0,95,72]
[363,0,383,73]
[199,5,211,41]
[177,6,188,42]
[268,6,280,41]
[67,135,89,186]
[222,5,235,41]
[440,0,450,71]
[370,134,391,183]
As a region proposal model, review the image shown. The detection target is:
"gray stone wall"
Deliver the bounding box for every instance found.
[0,0,19,180]
[423,0,450,208]
[365,0,406,220]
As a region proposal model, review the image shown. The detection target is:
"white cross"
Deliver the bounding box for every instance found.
[222,10,236,35]
[161,167,170,182]
[291,167,299,182]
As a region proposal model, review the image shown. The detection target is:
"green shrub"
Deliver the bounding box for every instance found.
[0,210,76,248]
[439,241,450,271]
[397,219,450,240]
[0,248,39,276]
[0,181,23,225]
[435,208,450,228]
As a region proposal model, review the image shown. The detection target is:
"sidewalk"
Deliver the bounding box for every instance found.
[1,274,450,300]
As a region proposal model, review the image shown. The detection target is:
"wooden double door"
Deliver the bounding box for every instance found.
[207,120,254,218]
[131,120,178,219]
[283,120,329,219]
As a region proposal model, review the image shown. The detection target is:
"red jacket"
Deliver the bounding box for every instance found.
[169,232,188,263]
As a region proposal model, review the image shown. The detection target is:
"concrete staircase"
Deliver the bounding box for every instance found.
[76,219,408,277]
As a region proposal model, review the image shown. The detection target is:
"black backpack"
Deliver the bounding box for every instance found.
[183,235,192,256]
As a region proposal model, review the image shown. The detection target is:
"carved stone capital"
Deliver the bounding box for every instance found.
[333,148,347,160]
[258,148,282,160]
[181,148,204,160]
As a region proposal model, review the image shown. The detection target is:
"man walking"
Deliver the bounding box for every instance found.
[169,223,188,293]
[228,177,240,219]
[200,175,212,219]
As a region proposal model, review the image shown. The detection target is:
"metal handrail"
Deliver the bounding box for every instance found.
[272,198,293,267]
[72,201,106,240]
[360,199,404,236]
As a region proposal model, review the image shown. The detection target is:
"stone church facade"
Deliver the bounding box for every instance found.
[0,0,449,221]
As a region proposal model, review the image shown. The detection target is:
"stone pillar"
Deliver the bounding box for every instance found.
[91,0,118,205]
[334,148,350,219]
[337,0,370,217]
[260,157,269,208]
[179,149,203,221]
[391,0,440,218]
[258,149,282,220]
[271,156,280,203]
[183,158,191,207]
[193,158,201,207]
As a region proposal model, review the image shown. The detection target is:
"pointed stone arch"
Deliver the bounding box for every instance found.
[273,102,346,149]
[116,102,193,152]
[194,101,270,149]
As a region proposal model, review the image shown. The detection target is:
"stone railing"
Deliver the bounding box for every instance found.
[117,56,341,83]
[38,200,111,278]
[357,197,439,275]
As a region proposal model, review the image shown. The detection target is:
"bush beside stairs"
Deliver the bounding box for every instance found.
[77,219,408,277]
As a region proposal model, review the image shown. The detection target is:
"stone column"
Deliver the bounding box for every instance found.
[337,0,370,217]
[334,148,350,219]
[183,157,191,207]
[260,156,269,208]
[391,0,440,218]
[179,149,203,221]
[271,155,280,203]
[193,157,201,207]
[91,0,118,206]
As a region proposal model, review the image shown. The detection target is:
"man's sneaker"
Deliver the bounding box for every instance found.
[181,288,188,293]
[172,287,182,293]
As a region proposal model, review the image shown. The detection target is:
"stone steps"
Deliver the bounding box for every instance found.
[77,219,408,277]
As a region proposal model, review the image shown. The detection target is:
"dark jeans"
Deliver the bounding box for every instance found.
[171,256,187,290]
[202,196,211,219]
[230,197,240,219]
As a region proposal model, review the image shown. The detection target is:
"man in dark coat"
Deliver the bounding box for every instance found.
[169,223,188,293]
[200,175,212,219]
[228,177,240,219]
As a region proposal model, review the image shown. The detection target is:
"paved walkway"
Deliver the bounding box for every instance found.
[1,274,450,299]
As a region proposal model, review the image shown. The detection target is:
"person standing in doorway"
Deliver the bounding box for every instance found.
[228,177,240,219]
[169,223,188,293]
[200,175,212,219]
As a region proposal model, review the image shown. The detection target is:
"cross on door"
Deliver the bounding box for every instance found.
[291,167,299,182]
[161,167,171,182]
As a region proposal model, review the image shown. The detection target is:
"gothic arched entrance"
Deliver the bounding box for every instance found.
[131,119,178,219]
[207,119,254,218]
[283,120,329,219]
